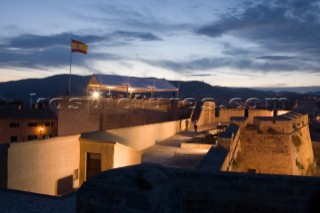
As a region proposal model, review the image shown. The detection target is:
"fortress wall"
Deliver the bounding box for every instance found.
[74,164,320,212]
[113,142,141,169]
[255,119,293,133]
[237,113,316,176]
[107,120,182,150]
[101,110,173,130]
[237,132,294,174]
[57,97,191,136]
[173,168,320,212]
[198,102,215,125]
[216,109,245,123]
[220,134,241,171]
[230,119,247,129]
[312,142,320,174]
[291,124,315,175]
[57,101,101,136]
[247,109,274,124]
[7,135,80,195]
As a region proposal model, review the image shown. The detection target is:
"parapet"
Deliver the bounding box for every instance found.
[76,163,185,212]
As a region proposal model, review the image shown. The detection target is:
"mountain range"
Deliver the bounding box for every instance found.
[0,74,318,103]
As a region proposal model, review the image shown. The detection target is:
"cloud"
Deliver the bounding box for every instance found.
[144,56,310,74]
[71,2,194,35]
[256,56,296,60]
[189,73,215,77]
[0,30,161,69]
[196,0,320,72]
[111,31,161,41]
[2,33,102,49]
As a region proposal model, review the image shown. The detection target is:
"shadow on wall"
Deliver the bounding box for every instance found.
[56,175,73,196]
[0,144,9,188]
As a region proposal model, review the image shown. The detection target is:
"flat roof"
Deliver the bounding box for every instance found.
[0,107,56,120]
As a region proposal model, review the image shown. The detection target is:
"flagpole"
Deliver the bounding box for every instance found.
[69,41,73,96]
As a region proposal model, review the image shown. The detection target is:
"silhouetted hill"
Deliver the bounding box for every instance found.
[306,91,320,96]
[169,80,280,101]
[0,74,90,102]
[254,86,320,93]
[0,74,306,103]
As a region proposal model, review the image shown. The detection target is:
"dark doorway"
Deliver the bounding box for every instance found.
[86,153,101,180]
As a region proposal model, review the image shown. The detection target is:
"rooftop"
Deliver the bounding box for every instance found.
[0,106,56,120]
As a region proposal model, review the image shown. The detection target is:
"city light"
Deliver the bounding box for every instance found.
[92,91,100,99]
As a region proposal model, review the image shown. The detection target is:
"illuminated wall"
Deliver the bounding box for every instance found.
[113,143,141,168]
[217,109,245,123]
[107,120,182,150]
[6,135,142,195]
[79,138,141,185]
[198,101,215,125]
[235,113,315,176]
[7,135,80,195]
[57,97,191,136]
[247,110,274,124]
[254,119,293,133]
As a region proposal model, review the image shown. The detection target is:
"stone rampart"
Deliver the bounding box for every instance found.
[76,164,320,213]
[174,168,320,212]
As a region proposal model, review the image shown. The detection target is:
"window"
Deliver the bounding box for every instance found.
[45,122,50,127]
[10,136,18,142]
[9,123,20,128]
[51,122,55,127]
[27,135,37,140]
[28,123,38,127]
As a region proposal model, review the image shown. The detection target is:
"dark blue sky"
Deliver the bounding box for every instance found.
[1,0,320,87]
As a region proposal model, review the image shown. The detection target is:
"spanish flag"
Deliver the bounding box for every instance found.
[71,39,88,54]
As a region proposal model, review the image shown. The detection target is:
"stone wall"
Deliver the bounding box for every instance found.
[237,131,294,174]
[76,164,320,213]
[216,109,245,123]
[113,142,141,169]
[7,135,80,195]
[312,142,320,174]
[57,97,191,136]
[197,101,215,125]
[174,168,320,212]
[294,125,315,175]
[247,109,274,124]
[235,123,315,176]
[106,120,183,150]
[254,119,293,133]
[230,118,247,130]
